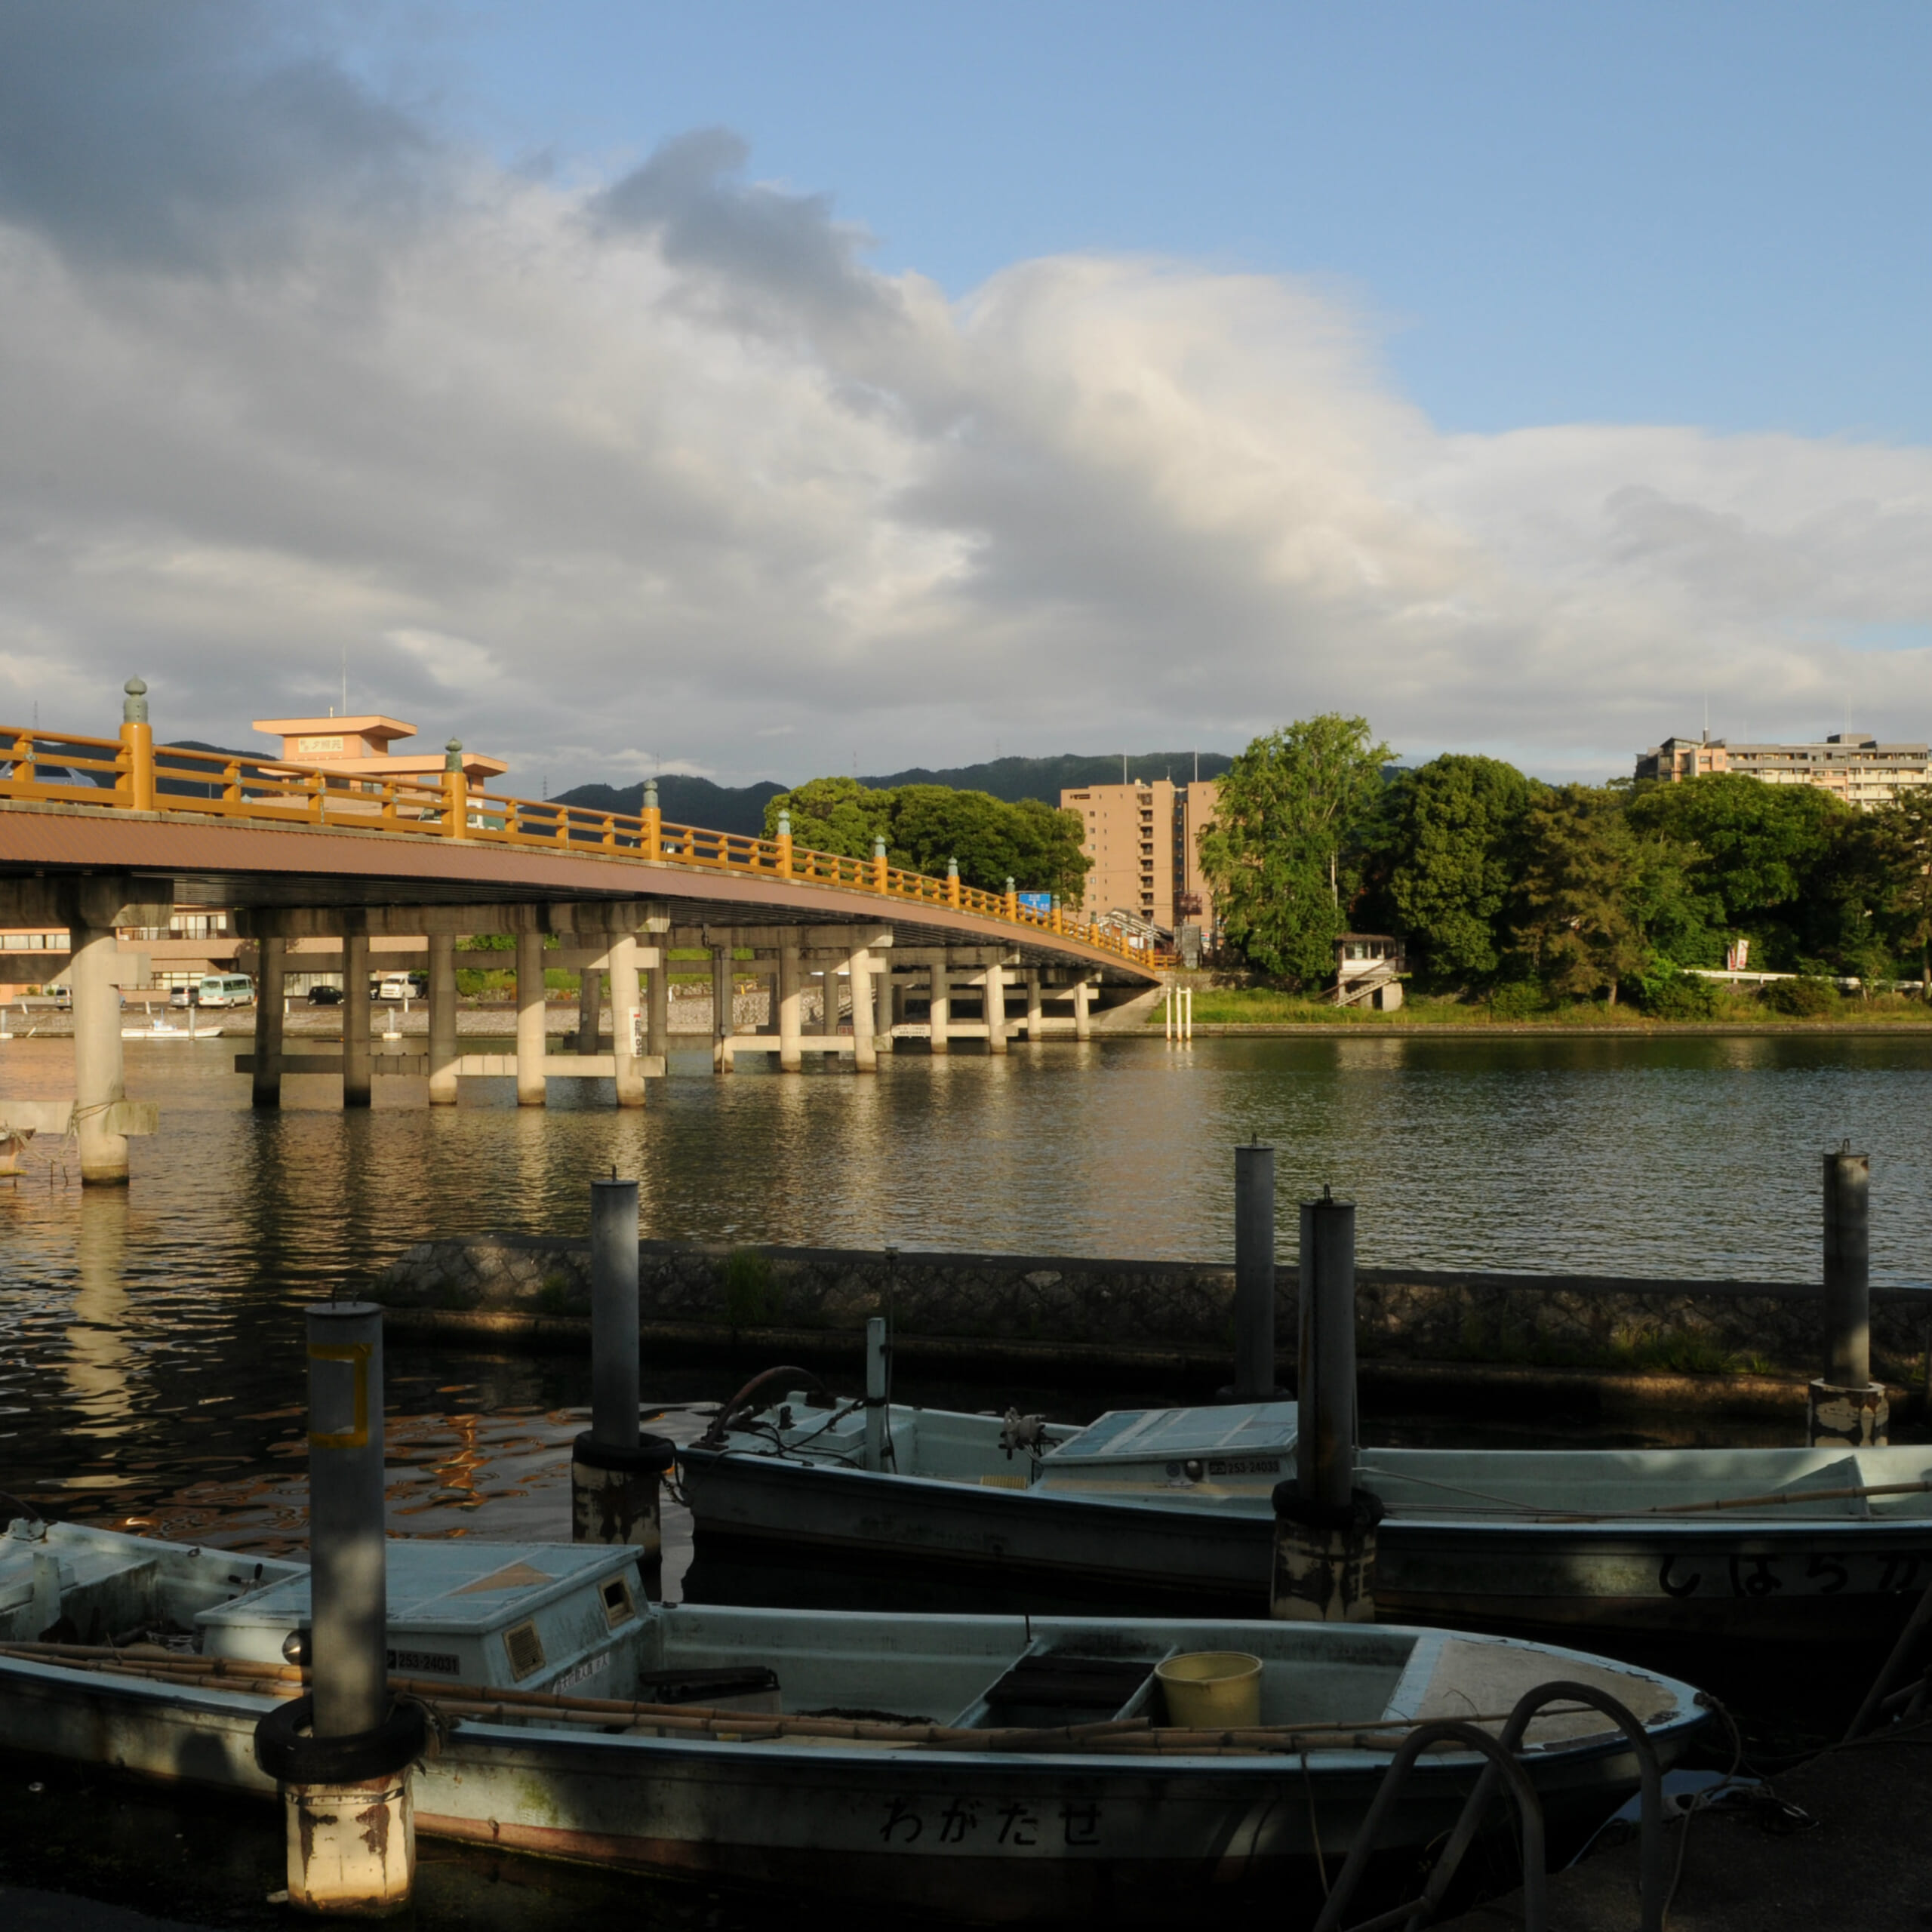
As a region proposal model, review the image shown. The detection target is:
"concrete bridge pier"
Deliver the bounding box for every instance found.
[983,961,1008,1056]
[610,934,645,1106]
[252,938,285,1109]
[427,934,458,1104]
[1073,976,1093,1040]
[343,933,371,1107]
[819,961,840,1041]
[928,961,951,1053]
[71,915,131,1183]
[851,946,878,1071]
[515,930,547,1106]
[645,952,668,1061]
[777,934,803,1070]
[576,964,601,1055]
[713,940,737,1074]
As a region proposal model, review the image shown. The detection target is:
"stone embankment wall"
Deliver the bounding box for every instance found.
[371,1235,1932,1383]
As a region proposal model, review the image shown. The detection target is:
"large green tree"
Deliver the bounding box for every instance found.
[1626,772,1852,968]
[1864,789,1932,998]
[1512,786,1651,1003]
[1368,754,1543,984]
[764,778,1089,899]
[1197,715,1393,986]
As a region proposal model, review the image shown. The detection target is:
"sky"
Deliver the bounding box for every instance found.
[1,2,1927,791]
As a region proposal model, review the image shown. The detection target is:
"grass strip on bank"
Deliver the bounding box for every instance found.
[1158,986,1932,1027]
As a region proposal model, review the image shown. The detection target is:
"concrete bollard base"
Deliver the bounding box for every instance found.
[571,1431,675,1595]
[1269,1487,1384,1623]
[283,1774,414,1915]
[1807,1379,1889,1448]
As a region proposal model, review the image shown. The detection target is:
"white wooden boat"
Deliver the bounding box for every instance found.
[120,1012,216,1039]
[0,1515,1705,1920]
[679,1396,1932,1644]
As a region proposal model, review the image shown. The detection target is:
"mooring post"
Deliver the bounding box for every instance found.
[863,1315,889,1472]
[1232,1143,1278,1401]
[1272,1188,1382,1622]
[255,1302,423,1913]
[1810,1148,1887,1447]
[571,1177,673,1592]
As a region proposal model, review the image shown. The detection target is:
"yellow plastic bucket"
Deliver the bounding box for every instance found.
[1155,1651,1263,1728]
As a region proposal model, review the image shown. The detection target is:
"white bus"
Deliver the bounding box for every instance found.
[172,974,255,1008]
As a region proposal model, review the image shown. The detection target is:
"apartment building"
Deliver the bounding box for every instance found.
[1635,732,1930,809]
[1060,779,1219,931]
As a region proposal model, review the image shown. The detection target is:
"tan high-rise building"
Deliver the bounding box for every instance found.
[1060,779,1219,931]
[1635,731,1929,809]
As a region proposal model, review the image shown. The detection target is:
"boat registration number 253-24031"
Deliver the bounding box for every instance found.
[1655,1551,1932,1598]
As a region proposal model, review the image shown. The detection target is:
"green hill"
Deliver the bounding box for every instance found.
[555,751,1230,834]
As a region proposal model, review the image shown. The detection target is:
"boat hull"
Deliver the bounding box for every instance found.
[680,1447,1932,1644]
[0,1655,1685,1924]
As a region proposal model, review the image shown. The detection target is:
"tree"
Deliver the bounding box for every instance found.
[1197,715,1393,986]
[1865,789,1932,999]
[1626,773,1851,968]
[1512,786,1649,1004]
[1369,754,1543,983]
[764,777,1090,899]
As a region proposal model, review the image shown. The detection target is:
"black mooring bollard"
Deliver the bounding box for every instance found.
[1271,1189,1382,1623]
[1232,1143,1277,1401]
[253,1303,424,1913]
[1810,1148,1887,1447]
[572,1177,675,1593]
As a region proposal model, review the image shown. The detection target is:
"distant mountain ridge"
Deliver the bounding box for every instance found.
[555,751,1232,837]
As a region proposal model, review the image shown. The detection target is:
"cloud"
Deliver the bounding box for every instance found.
[0,10,1927,789]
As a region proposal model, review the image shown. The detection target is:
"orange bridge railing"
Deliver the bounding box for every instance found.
[0,719,1152,966]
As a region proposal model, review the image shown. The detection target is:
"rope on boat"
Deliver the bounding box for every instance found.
[0,1641,1606,1755]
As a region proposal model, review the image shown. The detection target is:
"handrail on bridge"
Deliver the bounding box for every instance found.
[0,712,1147,966]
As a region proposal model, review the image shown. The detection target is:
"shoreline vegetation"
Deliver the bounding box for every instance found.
[1150,986,1932,1029]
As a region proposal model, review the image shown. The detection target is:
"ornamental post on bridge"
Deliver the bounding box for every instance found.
[427,933,459,1105]
[1004,876,1018,921]
[642,777,662,861]
[118,678,155,813]
[775,811,793,878]
[1051,895,1063,936]
[946,857,961,909]
[442,738,468,838]
[872,835,888,892]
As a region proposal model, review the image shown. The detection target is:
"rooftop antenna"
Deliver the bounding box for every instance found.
[1702,692,1708,746]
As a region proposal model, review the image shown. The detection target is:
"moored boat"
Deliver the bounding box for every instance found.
[678,1395,1932,1643]
[0,1515,1706,1921]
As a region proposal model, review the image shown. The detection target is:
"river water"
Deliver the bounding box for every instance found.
[3,1030,1930,1924]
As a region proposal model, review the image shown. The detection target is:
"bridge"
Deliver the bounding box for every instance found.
[1,681,1158,1183]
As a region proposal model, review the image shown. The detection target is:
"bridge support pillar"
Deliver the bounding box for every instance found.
[1024,968,1042,1041]
[928,961,950,1054]
[712,941,734,1074]
[576,964,601,1055]
[851,949,877,1072]
[72,918,129,1185]
[427,934,458,1105]
[983,961,1008,1056]
[343,935,371,1108]
[252,937,285,1110]
[820,962,840,1041]
[1073,975,1092,1041]
[515,931,547,1106]
[873,956,894,1054]
[777,936,803,1070]
[611,934,645,1106]
[646,947,668,1060]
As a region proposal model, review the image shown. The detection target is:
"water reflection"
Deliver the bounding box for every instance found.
[66,1190,131,1430]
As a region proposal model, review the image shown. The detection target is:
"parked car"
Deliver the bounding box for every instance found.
[373,973,417,1001]
[306,984,343,1006]
[171,974,254,1008]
